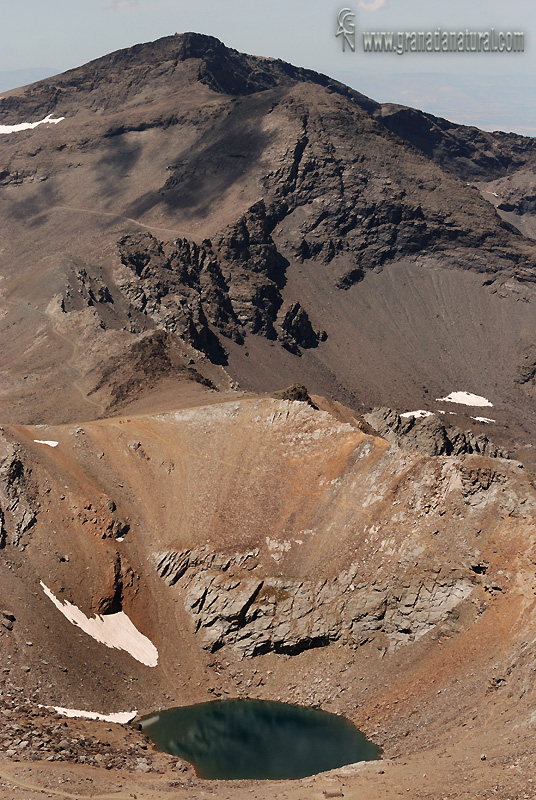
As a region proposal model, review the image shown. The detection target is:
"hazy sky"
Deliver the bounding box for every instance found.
[2,0,534,134]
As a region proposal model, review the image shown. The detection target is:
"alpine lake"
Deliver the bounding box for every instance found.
[140,698,381,780]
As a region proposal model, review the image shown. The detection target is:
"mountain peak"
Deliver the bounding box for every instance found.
[0,33,535,467]
[0,32,377,123]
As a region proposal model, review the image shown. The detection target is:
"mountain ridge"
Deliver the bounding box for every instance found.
[0,32,535,465]
[0,32,379,121]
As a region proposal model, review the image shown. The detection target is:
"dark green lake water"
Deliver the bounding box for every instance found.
[140,698,381,780]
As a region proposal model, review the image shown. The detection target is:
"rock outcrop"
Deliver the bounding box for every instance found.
[271,384,318,408]
[116,233,235,364]
[365,408,508,459]
[115,200,323,361]
[87,331,216,410]
[214,200,288,341]
[277,302,321,353]
[0,435,37,549]
[155,547,260,587]
[156,548,476,658]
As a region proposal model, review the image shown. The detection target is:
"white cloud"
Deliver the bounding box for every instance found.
[358,0,389,10]
[110,0,138,11]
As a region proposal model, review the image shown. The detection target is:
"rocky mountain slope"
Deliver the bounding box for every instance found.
[377,101,536,243]
[0,33,535,465]
[376,102,536,182]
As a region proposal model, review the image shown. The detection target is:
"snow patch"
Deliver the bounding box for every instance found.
[436,391,493,407]
[400,410,433,419]
[0,113,65,134]
[39,705,136,724]
[34,440,59,448]
[40,581,158,667]
[472,416,495,424]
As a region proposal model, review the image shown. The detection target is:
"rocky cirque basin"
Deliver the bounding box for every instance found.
[1,394,536,798]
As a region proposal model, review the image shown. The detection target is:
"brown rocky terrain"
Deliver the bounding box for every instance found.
[377,101,536,244]
[1,32,536,800]
[1,395,536,798]
[364,406,509,459]
[0,33,535,465]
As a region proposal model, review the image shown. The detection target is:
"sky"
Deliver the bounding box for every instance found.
[1,0,534,134]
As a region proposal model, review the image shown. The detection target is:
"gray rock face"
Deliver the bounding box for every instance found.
[155,546,259,586]
[364,408,508,459]
[116,233,233,364]
[115,200,322,363]
[0,435,37,548]
[277,302,320,354]
[155,548,475,658]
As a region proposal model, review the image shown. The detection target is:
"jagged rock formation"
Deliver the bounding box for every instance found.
[277,302,321,353]
[115,200,323,360]
[212,200,289,340]
[364,408,508,459]
[155,547,260,586]
[156,547,475,657]
[0,434,37,548]
[116,233,234,363]
[61,267,114,313]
